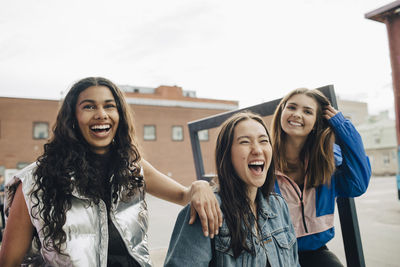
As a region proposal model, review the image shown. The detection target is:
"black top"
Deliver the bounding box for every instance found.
[107,219,141,267]
[89,151,140,267]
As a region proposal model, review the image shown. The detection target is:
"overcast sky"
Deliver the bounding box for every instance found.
[0,0,395,117]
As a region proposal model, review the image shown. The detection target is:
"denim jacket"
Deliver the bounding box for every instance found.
[164,191,300,267]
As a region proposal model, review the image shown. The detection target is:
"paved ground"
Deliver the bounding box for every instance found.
[147,176,400,267]
[328,176,400,267]
[1,176,398,266]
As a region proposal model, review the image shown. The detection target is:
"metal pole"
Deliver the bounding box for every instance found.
[365,1,400,199]
[385,15,400,200]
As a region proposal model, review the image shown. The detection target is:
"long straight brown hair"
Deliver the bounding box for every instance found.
[271,88,335,188]
[215,111,275,258]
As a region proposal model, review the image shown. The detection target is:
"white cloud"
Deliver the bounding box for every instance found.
[0,0,394,117]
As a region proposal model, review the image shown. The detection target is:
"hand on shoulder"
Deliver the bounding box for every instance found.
[188,180,222,238]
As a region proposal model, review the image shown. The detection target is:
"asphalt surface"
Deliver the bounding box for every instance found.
[1,176,398,266]
[148,176,400,267]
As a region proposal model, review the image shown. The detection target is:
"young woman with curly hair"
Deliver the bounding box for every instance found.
[164,111,299,266]
[271,88,371,267]
[0,77,222,267]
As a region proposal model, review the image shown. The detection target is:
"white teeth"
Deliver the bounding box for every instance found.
[90,124,111,130]
[249,161,264,166]
[289,121,302,126]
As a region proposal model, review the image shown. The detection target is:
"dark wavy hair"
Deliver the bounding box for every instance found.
[271,88,335,188]
[31,77,143,254]
[215,111,275,258]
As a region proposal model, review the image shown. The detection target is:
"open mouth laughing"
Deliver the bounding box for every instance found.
[248,160,265,175]
[288,120,303,127]
[90,124,112,135]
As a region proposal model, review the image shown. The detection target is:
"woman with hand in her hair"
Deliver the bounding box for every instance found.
[0,77,222,267]
[164,111,299,267]
[271,88,371,267]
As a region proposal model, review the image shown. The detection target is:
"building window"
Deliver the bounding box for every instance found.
[33,122,49,139]
[172,126,184,141]
[372,132,381,144]
[383,153,390,165]
[198,129,209,141]
[144,125,156,141]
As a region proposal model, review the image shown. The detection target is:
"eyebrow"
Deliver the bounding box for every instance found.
[237,134,269,140]
[287,102,315,111]
[78,99,116,106]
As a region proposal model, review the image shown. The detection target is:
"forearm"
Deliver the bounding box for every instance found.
[330,113,371,196]
[142,159,222,237]
[142,159,189,205]
[330,113,368,160]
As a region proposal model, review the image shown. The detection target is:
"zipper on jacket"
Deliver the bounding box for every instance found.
[284,177,309,233]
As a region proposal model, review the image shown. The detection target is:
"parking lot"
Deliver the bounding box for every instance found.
[147,176,400,267]
[1,176,398,266]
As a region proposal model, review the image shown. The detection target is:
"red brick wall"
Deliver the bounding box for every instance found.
[0,97,234,186]
[0,98,58,168]
[131,104,225,186]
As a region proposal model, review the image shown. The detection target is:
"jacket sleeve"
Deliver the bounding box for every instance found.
[329,112,371,197]
[164,204,213,267]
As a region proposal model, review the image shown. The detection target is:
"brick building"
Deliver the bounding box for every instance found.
[0,85,238,186]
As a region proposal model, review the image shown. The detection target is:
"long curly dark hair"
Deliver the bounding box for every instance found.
[31,77,143,254]
[215,111,275,258]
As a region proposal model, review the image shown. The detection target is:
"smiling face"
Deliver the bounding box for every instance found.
[75,85,119,154]
[280,93,318,141]
[230,119,272,198]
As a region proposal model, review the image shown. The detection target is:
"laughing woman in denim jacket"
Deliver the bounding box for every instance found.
[164,111,299,267]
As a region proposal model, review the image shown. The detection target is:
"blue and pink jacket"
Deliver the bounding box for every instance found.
[275,112,371,252]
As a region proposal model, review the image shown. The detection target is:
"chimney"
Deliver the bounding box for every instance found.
[155,86,183,98]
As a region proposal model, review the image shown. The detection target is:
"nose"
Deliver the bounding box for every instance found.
[94,107,108,120]
[251,143,262,155]
[292,109,301,118]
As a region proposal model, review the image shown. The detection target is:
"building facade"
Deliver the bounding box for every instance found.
[0,85,238,186]
[357,111,398,176]
[338,98,398,176]
[337,98,369,126]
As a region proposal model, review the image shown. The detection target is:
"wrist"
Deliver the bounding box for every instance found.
[191,180,209,192]
[187,180,209,201]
